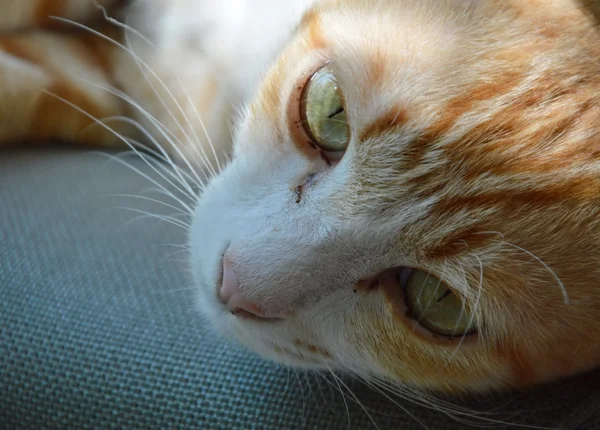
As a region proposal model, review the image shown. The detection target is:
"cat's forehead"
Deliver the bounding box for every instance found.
[244,0,495,154]
[294,2,505,198]
[306,0,600,196]
[314,0,494,115]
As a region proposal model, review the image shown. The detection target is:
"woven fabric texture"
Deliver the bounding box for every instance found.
[1,148,599,430]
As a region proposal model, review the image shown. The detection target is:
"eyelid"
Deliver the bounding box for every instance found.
[377,268,479,346]
[287,60,339,162]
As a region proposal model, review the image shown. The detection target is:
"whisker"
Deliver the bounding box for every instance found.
[106,193,192,215]
[117,207,191,231]
[292,368,307,429]
[359,373,552,429]
[342,370,429,429]
[124,132,205,195]
[357,374,482,428]
[50,16,220,179]
[336,351,494,422]
[320,368,352,430]
[125,145,203,197]
[123,23,220,177]
[320,357,380,430]
[312,371,336,410]
[281,366,292,399]
[124,141,204,195]
[94,151,195,214]
[502,242,569,305]
[93,0,155,47]
[160,248,190,262]
[162,243,191,250]
[75,77,207,189]
[140,186,197,208]
[447,253,484,363]
[302,369,316,410]
[118,13,224,174]
[471,231,568,304]
[43,90,196,208]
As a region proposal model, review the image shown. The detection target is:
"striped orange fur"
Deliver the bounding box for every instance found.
[0,0,132,148]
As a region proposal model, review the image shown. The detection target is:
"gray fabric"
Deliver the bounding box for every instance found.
[1,148,599,430]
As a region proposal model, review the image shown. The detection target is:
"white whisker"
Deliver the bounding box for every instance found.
[49,106,196,214]
[106,193,192,215]
[93,0,155,47]
[117,14,224,174]
[355,373,529,429]
[75,77,207,189]
[123,25,220,177]
[162,243,191,250]
[471,231,568,304]
[292,368,307,429]
[281,366,292,399]
[160,248,191,262]
[317,369,352,429]
[447,253,484,365]
[50,16,220,178]
[42,90,196,208]
[302,370,316,409]
[312,371,335,409]
[125,144,203,196]
[502,242,569,305]
[94,151,194,214]
[343,370,429,429]
[320,358,380,430]
[118,207,191,231]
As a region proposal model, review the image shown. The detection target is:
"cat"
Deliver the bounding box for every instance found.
[2,0,600,395]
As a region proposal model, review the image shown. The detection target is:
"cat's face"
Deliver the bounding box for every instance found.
[191,0,600,393]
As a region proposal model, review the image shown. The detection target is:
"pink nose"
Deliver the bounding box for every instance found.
[219,256,268,319]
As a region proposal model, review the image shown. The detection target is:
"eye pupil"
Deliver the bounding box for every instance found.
[436,289,452,303]
[328,106,344,119]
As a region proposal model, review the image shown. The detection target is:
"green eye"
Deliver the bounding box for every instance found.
[403,269,476,337]
[300,65,350,153]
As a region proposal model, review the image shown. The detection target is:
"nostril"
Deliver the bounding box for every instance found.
[218,256,240,304]
[230,308,270,321]
[219,255,273,320]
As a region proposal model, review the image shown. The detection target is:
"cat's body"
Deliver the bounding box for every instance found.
[2,0,600,394]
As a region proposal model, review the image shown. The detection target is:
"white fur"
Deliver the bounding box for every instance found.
[175,0,398,377]
[130,0,318,101]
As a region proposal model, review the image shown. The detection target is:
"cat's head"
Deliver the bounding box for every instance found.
[190,0,600,393]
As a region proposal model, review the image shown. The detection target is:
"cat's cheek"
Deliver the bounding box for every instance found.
[344,295,508,392]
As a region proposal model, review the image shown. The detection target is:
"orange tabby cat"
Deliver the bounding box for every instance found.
[1,0,599,394]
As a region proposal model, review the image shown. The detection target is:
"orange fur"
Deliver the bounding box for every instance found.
[0,29,131,147]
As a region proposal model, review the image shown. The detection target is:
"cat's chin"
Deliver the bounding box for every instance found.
[193,274,330,370]
[195,291,333,370]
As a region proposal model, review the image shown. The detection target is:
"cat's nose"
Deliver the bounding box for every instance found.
[219,256,271,319]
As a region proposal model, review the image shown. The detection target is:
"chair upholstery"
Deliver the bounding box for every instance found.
[2,148,599,429]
